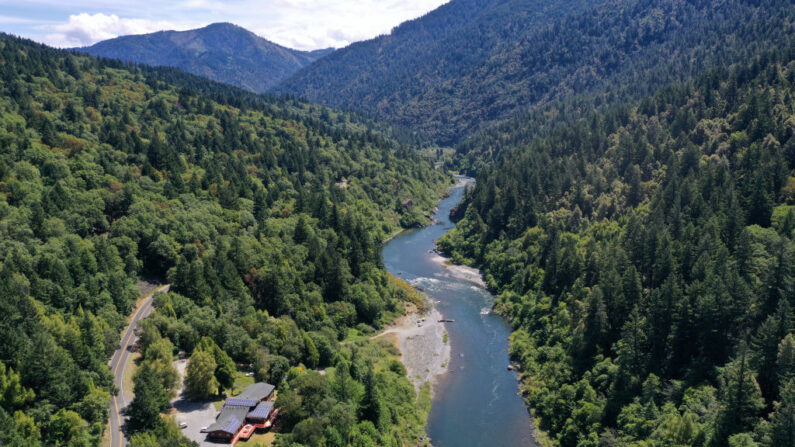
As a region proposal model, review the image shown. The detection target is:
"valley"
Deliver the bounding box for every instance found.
[1,1,794,446]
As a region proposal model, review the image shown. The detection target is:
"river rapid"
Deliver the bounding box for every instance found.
[382,177,536,447]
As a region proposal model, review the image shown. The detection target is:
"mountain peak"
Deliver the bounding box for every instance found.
[200,22,251,34]
[77,23,331,93]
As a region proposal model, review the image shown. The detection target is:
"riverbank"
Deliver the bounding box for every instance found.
[428,253,486,288]
[378,299,450,393]
[375,176,472,393]
[382,175,536,446]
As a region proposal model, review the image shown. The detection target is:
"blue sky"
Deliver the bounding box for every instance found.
[0,0,448,50]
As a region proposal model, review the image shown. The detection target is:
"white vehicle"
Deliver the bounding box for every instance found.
[179,422,188,429]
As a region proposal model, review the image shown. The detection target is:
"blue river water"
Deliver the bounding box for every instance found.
[382,179,536,447]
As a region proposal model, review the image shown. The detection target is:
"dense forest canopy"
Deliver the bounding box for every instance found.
[440,44,795,446]
[277,0,795,146]
[0,34,449,446]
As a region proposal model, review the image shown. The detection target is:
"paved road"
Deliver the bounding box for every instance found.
[108,284,170,447]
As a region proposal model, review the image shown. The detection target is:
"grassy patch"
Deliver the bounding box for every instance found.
[231,371,255,394]
[212,396,225,411]
[213,370,262,410]
[122,351,142,398]
[242,431,276,446]
[342,327,372,344]
[388,274,427,312]
[101,422,110,447]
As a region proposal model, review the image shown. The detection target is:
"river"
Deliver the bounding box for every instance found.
[382,178,536,447]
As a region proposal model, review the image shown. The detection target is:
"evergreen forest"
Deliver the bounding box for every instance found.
[0,34,449,447]
[441,44,795,447]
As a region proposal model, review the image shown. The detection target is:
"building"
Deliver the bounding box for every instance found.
[203,382,277,443]
[246,401,275,424]
[236,382,275,402]
[204,405,249,442]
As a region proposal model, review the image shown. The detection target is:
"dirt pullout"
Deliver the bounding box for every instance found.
[379,305,450,393]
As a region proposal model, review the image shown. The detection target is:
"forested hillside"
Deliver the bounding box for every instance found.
[79,23,333,93]
[0,34,448,446]
[439,45,795,446]
[277,0,795,145]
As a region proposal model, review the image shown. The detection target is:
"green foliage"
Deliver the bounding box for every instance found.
[0,361,34,411]
[47,409,92,447]
[128,361,171,432]
[442,43,795,446]
[279,0,795,146]
[184,350,219,400]
[273,340,429,447]
[129,419,199,447]
[194,337,236,391]
[768,380,795,447]
[0,33,447,445]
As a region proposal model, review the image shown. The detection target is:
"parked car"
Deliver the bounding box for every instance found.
[179,422,188,429]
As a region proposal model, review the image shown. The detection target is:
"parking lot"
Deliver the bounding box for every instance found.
[171,359,220,446]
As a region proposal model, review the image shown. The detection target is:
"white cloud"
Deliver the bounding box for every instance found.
[240,0,448,49]
[9,0,449,50]
[42,13,192,48]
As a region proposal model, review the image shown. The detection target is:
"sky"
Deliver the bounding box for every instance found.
[0,0,448,50]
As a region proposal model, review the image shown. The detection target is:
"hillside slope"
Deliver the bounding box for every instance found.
[439,44,795,446]
[277,0,795,145]
[0,34,447,446]
[78,23,333,93]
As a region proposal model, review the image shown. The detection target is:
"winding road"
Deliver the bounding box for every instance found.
[107,284,170,447]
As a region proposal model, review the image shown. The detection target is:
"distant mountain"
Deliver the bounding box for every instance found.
[276,0,795,145]
[77,22,333,93]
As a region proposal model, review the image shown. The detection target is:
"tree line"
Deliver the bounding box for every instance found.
[0,34,449,446]
[441,44,795,446]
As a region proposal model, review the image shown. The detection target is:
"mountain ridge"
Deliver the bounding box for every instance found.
[276,0,795,145]
[77,22,333,93]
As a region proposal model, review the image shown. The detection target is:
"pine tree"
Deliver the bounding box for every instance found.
[331,358,356,402]
[713,346,765,445]
[128,363,168,432]
[769,380,795,447]
[778,334,795,387]
[359,367,385,430]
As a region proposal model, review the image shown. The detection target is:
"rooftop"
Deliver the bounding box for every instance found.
[224,398,259,408]
[237,382,275,401]
[248,401,275,420]
[204,406,249,435]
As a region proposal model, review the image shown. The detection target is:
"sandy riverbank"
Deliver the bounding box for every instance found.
[429,254,487,288]
[378,303,451,393]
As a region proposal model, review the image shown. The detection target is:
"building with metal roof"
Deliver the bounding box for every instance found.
[201,382,278,443]
[247,401,275,422]
[203,406,249,442]
[223,398,259,408]
[237,382,275,401]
